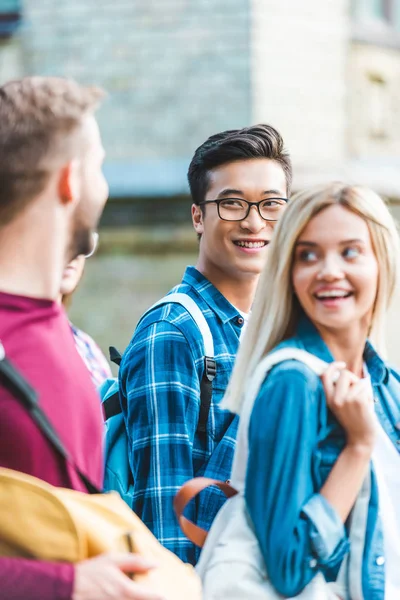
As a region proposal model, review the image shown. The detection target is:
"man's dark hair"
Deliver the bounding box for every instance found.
[188,124,292,205]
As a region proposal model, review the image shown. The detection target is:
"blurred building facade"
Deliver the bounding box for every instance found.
[1,0,400,361]
[0,0,399,207]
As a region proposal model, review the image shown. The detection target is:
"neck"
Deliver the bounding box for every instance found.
[0,207,67,301]
[317,321,369,378]
[195,259,258,313]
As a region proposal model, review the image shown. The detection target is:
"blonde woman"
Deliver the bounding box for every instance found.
[198,183,400,599]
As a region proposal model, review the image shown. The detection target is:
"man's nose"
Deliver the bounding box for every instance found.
[240,206,266,233]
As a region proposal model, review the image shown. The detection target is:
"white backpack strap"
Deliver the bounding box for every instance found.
[148,292,214,358]
[146,292,215,435]
[230,348,329,491]
[250,348,327,399]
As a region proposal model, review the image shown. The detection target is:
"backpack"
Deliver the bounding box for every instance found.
[100,292,217,507]
[174,348,366,599]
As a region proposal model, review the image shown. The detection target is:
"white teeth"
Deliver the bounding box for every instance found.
[236,241,265,248]
[316,290,350,299]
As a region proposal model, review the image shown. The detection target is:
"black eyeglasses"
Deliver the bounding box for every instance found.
[198,198,288,222]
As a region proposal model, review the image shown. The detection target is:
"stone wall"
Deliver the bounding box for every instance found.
[250,0,350,172]
[19,0,251,161]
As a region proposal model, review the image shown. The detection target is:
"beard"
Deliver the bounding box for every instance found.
[66,212,95,262]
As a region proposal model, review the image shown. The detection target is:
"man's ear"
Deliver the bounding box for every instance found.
[192,203,204,235]
[58,160,80,206]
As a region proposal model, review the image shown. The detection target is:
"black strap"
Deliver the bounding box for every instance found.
[0,353,101,494]
[103,391,122,420]
[197,357,216,434]
[109,346,122,366]
[104,347,217,436]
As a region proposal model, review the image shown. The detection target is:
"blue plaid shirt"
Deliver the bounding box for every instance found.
[119,266,242,564]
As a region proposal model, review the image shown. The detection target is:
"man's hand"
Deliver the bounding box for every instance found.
[72,553,166,600]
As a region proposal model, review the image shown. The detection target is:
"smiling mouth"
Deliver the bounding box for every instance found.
[233,240,268,249]
[314,290,353,301]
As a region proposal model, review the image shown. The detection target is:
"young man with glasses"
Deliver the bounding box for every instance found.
[119,124,292,565]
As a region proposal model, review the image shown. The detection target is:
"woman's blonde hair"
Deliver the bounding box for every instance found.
[222,182,400,414]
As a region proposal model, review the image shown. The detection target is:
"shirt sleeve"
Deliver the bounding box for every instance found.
[245,365,349,597]
[0,557,74,600]
[119,320,201,564]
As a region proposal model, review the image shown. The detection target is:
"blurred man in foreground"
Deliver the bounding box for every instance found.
[0,77,162,600]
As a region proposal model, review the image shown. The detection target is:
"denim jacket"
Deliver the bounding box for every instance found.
[245,316,400,599]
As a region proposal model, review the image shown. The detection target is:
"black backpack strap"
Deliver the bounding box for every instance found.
[0,349,100,494]
[107,320,216,436]
[109,346,122,366]
[101,346,123,421]
[197,357,216,434]
[103,391,122,420]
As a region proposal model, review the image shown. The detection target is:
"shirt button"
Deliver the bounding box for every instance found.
[237,317,244,325]
[309,558,317,568]
[376,556,385,566]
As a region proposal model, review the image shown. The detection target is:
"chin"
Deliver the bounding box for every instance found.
[314,316,355,331]
[240,261,266,277]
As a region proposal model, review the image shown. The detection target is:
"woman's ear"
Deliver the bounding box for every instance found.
[192,203,204,236]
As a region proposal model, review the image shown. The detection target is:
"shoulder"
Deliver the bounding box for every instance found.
[256,343,325,403]
[262,359,321,395]
[137,283,208,331]
[249,355,324,432]
[121,301,204,373]
[130,284,213,353]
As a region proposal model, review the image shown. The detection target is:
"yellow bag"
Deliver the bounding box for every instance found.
[0,467,201,600]
[0,344,201,599]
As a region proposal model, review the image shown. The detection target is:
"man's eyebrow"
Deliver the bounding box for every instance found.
[216,188,285,198]
[216,188,243,198]
[262,189,285,196]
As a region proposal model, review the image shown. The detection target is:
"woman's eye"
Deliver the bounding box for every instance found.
[298,250,318,262]
[343,246,360,259]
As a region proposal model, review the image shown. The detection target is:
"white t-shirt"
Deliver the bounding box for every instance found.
[372,422,400,598]
[365,369,400,598]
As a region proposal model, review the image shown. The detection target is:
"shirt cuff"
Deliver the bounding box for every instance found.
[301,493,350,567]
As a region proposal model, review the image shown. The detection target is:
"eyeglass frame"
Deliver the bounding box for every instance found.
[197,197,289,222]
[84,232,99,259]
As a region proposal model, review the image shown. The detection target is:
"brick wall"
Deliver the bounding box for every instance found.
[1,1,399,199]
[21,0,252,161]
[348,42,400,159]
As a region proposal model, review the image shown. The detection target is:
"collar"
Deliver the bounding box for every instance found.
[295,314,389,385]
[182,266,241,325]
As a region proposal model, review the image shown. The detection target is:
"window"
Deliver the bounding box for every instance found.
[352,0,400,46]
[0,0,22,40]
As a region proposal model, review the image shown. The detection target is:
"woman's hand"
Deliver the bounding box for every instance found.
[320,362,376,522]
[322,362,376,452]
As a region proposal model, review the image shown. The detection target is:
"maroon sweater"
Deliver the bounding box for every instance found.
[0,292,104,600]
